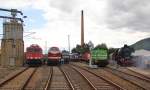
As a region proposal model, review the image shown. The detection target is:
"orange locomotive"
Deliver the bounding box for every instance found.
[25,44,43,66]
[47,47,61,65]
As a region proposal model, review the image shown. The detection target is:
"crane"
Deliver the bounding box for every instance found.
[0,8,26,22]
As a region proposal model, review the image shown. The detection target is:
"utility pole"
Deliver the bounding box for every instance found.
[88,41,97,68]
[45,41,47,54]
[0,8,26,22]
[68,35,70,53]
[81,10,84,47]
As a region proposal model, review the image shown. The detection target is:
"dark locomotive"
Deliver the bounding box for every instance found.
[70,53,80,62]
[61,50,70,64]
[112,44,134,66]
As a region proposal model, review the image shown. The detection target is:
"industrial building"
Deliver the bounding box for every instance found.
[0,9,24,67]
[1,21,24,66]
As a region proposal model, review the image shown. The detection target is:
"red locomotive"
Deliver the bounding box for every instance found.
[25,44,43,66]
[47,47,61,65]
[81,52,91,62]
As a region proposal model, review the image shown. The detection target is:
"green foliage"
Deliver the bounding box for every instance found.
[72,43,111,55]
[108,48,118,54]
[71,48,77,53]
[71,43,90,54]
[94,43,108,50]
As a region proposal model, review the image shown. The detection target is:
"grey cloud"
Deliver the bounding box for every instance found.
[107,0,150,32]
[50,0,78,13]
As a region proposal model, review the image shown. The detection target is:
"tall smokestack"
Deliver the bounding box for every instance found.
[81,10,84,47]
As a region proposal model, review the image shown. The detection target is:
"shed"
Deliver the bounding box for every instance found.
[132,49,150,56]
[132,49,150,68]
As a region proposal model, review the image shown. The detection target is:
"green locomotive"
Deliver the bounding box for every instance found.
[91,48,109,67]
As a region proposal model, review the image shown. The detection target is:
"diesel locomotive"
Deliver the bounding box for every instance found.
[91,47,109,67]
[47,47,61,65]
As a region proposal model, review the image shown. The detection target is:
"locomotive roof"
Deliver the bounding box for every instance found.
[26,44,42,50]
[48,46,60,52]
[50,46,59,49]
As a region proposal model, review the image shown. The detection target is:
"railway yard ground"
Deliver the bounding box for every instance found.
[0,62,149,90]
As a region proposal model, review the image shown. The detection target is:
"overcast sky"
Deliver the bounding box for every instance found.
[0,0,150,52]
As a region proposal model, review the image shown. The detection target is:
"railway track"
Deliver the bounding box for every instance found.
[126,68,150,80]
[44,66,73,90]
[0,63,148,90]
[105,67,150,90]
[108,66,150,82]
[0,67,23,80]
[70,64,122,90]
[72,62,146,90]
[60,65,94,90]
[0,67,37,90]
[24,66,48,90]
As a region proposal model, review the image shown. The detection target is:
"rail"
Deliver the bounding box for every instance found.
[44,67,53,90]
[126,68,150,81]
[71,64,125,90]
[0,67,29,87]
[105,67,148,90]
[70,65,97,90]
[59,66,75,90]
[21,68,38,90]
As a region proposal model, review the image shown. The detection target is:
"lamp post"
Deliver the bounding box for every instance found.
[88,41,93,66]
[88,41,97,68]
[68,35,70,53]
[68,35,71,62]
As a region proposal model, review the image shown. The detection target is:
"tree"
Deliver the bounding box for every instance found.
[71,48,77,53]
[94,43,108,49]
[108,48,118,54]
[82,43,90,53]
[71,43,90,54]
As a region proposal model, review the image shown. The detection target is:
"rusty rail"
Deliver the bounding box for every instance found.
[71,64,125,90]
[44,67,53,90]
[0,67,29,87]
[21,68,38,90]
[59,66,75,90]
